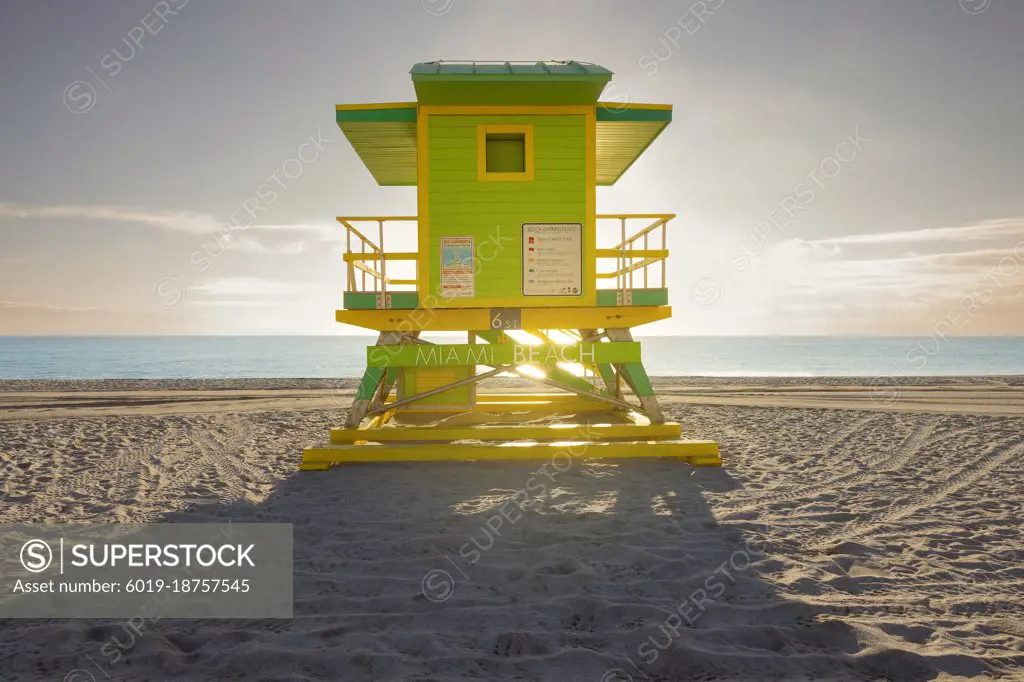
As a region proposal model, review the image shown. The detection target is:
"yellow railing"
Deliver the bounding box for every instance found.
[337,217,418,293]
[595,214,673,291]
[339,213,674,294]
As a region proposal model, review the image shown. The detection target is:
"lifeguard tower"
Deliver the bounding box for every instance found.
[301,60,720,470]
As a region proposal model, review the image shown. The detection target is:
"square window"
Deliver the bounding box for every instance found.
[477,124,534,181]
[485,133,525,173]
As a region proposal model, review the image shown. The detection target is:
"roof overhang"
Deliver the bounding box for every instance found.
[335,101,671,187]
[411,61,612,106]
[595,103,672,185]
[335,103,418,186]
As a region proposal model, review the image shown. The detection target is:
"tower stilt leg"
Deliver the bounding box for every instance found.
[344,331,406,428]
[606,328,665,423]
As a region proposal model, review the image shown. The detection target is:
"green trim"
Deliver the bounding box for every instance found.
[475,330,503,345]
[414,82,606,105]
[410,60,612,106]
[596,289,669,307]
[620,363,655,397]
[336,107,417,123]
[596,363,618,392]
[343,291,419,310]
[367,342,642,368]
[544,365,609,397]
[596,107,672,123]
[355,367,385,401]
[411,61,612,79]
[347,290,668,310]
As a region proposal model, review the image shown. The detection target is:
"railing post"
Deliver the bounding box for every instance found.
[661,218,667,289]
[346,226,354,291]
[378,220,386,295]
[619,217,626,294]
[362,238,368,292]
[643,232,648,289]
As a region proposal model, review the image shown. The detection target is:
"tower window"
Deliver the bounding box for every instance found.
[477,124,534,181]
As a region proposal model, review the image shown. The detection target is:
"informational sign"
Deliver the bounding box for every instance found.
[440,236,475,299]
[489,308,522,330]
[522,223,582,297]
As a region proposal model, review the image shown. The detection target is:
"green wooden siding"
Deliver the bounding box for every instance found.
[367,342,641,368]
[595,288,669,307]
[343,291,419,310]
[427,114,587,303]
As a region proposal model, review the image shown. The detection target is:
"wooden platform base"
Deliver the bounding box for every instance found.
[300,439,721,470]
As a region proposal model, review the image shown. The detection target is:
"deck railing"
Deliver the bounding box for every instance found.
[338,216,418,294]
[339,213,674,296]
[595,214,672,292]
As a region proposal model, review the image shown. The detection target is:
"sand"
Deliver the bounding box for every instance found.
[0,378,1021,681]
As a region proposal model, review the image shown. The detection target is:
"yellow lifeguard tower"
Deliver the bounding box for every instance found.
[301,60,720,469]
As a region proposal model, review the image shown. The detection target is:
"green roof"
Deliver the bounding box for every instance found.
[335,102,670,187]
[410,60,612,79]
[411,60,612,105]
[334,62,670,186]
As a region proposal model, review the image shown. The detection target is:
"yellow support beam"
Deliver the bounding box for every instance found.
[330,421,681,444]
[301,439,721,469]
[596,213,677,220]
[335,215,418,221]
[335,103,418,112]
[478,393,591,403]
[595,249,668,259]
[335,306,672,331]
[343,252,418,262]
[367,393,611,416]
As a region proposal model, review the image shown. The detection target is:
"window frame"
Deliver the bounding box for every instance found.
[477,124,535,182]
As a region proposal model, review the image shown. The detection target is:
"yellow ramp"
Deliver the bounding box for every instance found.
[330,421,681,444]
[301,439,721,470]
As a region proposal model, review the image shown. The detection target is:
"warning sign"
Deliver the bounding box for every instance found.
[522,223,582,297]
[440,236,475,299]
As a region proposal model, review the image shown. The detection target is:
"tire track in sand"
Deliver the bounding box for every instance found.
[186,415,259,501]
[811,438,1024,549]
[722,416,942,513]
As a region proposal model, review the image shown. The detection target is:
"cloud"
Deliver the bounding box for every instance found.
[0,202,337,248]
[192,277,319,297]
[224,236,307,255]
[705,216,1024,334]
[0,202,217,233]
[0,300,101,312]
[804,217,1024,247]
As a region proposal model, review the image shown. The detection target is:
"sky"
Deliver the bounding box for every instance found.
[0,0,1022,336]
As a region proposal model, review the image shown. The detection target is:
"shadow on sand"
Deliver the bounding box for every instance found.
[5,455,976,681]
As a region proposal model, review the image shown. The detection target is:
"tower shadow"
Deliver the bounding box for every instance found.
[4,452,980,681]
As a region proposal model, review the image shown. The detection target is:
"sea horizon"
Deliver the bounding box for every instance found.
[3,335,1022,380]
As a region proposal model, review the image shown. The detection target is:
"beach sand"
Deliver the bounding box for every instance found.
[0,378,1021,681]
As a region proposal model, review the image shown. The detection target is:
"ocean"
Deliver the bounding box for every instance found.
[1,336,1022,380]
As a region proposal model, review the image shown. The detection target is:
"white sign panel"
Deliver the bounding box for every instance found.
[440,236,475,299]
[522,223,583,297]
